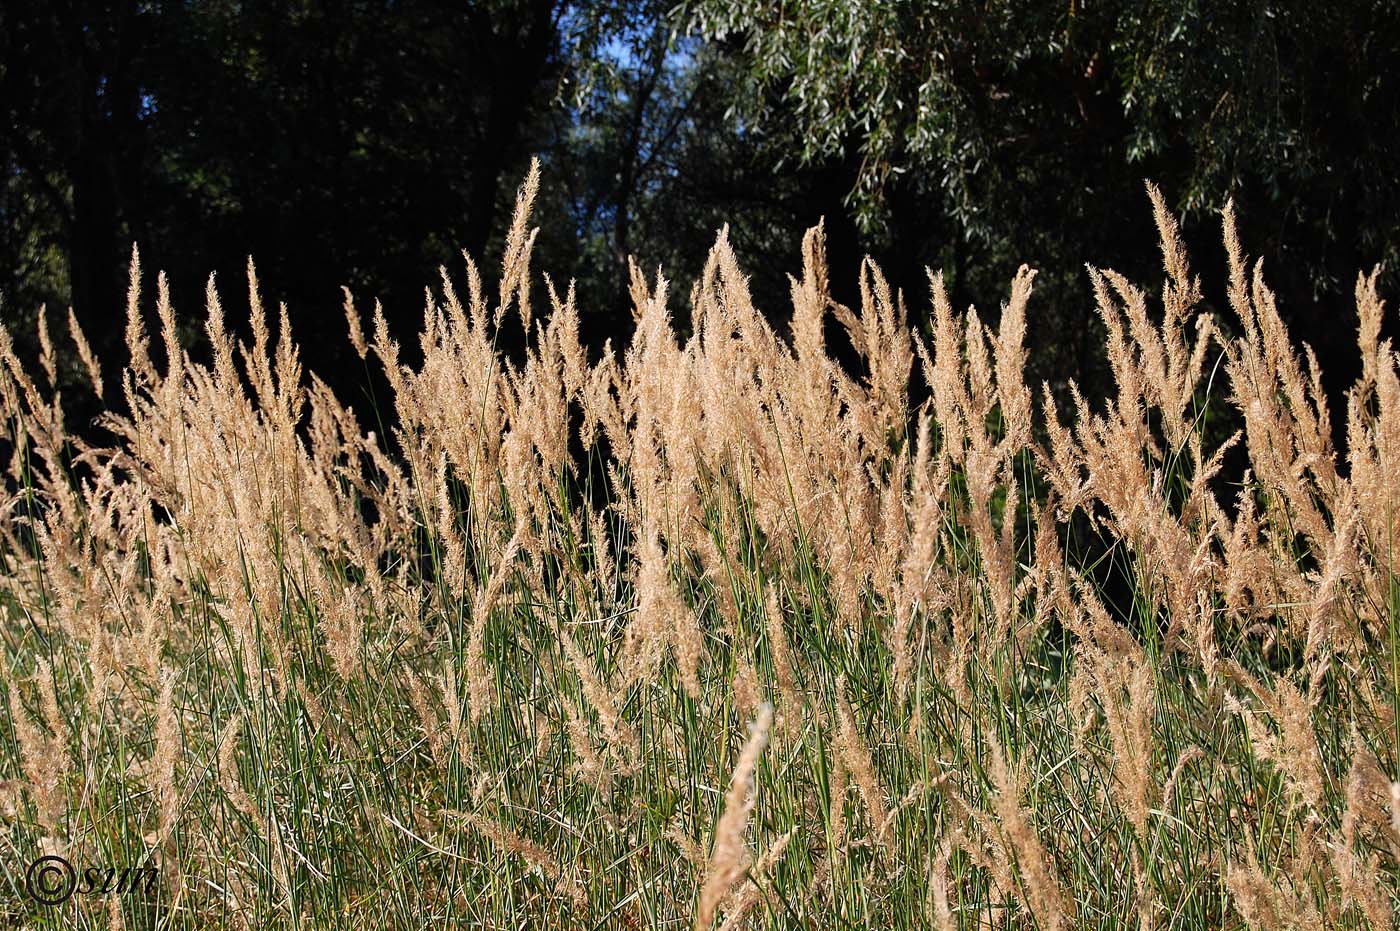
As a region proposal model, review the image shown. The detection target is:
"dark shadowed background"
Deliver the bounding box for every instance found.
[3,0,1398,434]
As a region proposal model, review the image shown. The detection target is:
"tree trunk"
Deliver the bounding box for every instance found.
[461,0,560,264]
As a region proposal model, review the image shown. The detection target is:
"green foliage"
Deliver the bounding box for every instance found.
[680,0,1400,402]
[3,0,1397,420]
[682,0,1399,266]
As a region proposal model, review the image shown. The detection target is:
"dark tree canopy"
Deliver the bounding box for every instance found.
[683,0,1400,397]
[3,0,1397,423]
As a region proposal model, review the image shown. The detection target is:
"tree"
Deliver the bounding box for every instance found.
[2,0,578,395]
[680,0,1400,403]
[1,0,154,363]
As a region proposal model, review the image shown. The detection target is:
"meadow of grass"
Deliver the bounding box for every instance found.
[1,162,1398,929]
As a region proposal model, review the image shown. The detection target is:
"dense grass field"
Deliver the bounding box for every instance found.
[2,165,1398,929]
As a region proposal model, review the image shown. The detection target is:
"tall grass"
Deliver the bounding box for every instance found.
[2,161,1398,929]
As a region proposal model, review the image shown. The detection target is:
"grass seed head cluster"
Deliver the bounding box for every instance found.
[1,162,1399,928]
